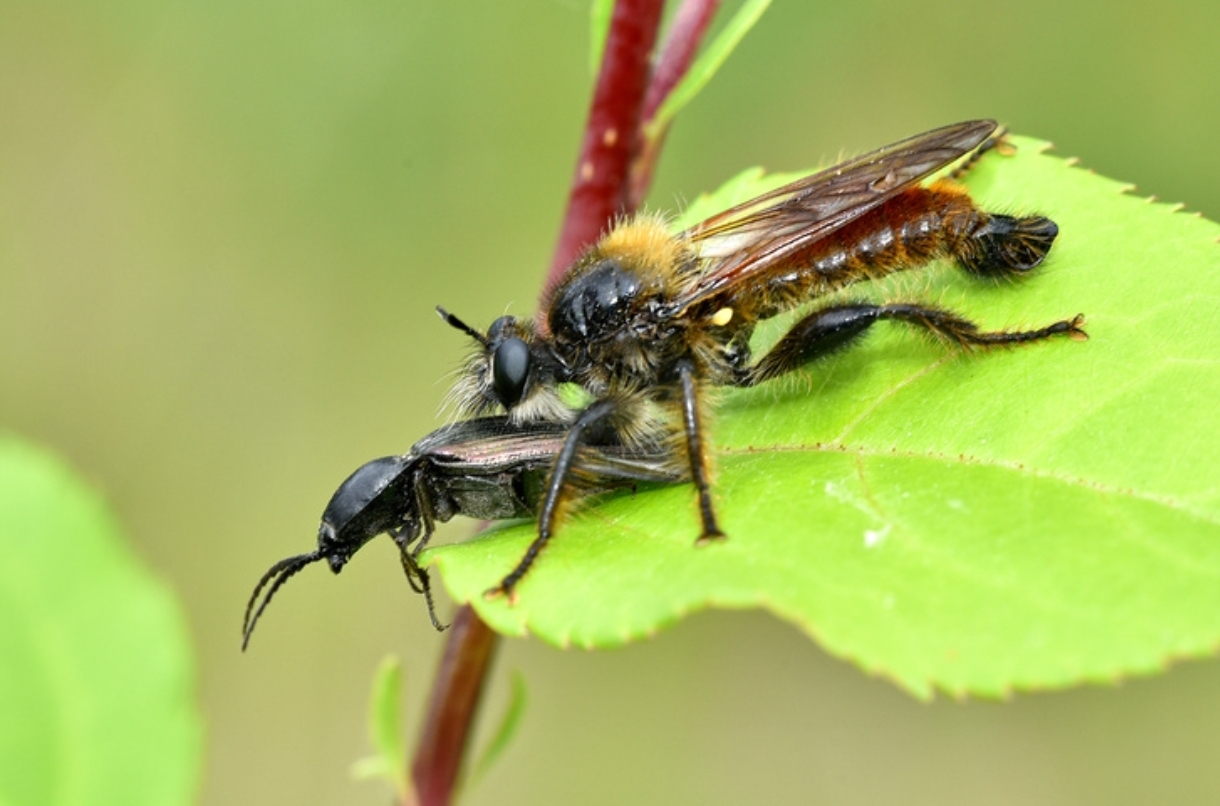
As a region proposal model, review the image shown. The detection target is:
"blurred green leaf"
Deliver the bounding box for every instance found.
[588,0,614,76]
[0,436,200,805]
[466,672,529,789]
[647,0,773,135]
[428,136,1220,699]
[351,655,409,801]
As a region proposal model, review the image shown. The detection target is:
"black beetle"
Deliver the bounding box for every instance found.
[242,416,682,649]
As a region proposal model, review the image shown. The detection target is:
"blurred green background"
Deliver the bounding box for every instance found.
[3,1,1219,804]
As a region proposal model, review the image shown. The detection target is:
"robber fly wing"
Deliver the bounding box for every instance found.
[668,119,997,313]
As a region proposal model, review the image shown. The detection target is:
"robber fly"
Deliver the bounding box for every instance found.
[440,119,1086,601]
[241,416,682,648]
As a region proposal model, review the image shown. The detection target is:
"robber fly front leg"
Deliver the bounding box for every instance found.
[674,358,725,543]
[486,398,620,602]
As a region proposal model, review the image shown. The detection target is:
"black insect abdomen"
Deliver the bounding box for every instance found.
[549,258,644,343]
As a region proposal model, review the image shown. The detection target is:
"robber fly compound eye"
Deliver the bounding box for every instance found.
[491,336,531,408]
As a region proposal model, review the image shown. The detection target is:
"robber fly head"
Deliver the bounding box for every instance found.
[437,306,574,425]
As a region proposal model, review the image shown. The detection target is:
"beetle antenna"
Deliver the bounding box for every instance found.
[436,305,488,347]
[241,551,325,651]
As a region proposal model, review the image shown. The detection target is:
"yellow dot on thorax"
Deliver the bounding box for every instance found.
[710,307,733,327]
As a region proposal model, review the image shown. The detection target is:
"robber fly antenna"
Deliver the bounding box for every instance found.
[436,306,488,347]
[241,550,326,651]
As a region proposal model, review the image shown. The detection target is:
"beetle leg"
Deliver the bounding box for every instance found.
[395,544,446,631]
[390,476,447,631]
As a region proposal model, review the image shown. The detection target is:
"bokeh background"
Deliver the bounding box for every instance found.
[3,1,1219,804]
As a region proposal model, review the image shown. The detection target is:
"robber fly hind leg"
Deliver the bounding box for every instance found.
[946,125,1010,183]
[741,302,1086,387]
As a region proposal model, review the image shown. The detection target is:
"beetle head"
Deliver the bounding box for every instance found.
[241,455,418,650]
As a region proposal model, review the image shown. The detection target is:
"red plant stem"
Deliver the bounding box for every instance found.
[545,0,667,289]
[644,0,721,124]
[629,0,722,209]
[410,606,498,806]
[409,2,697,804]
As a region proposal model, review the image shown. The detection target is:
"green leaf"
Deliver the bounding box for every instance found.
[351,655,409,801]
[427,136,1220,699]
[466,672,528,789]
[646,0,773,136]
[0,436,200,805]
